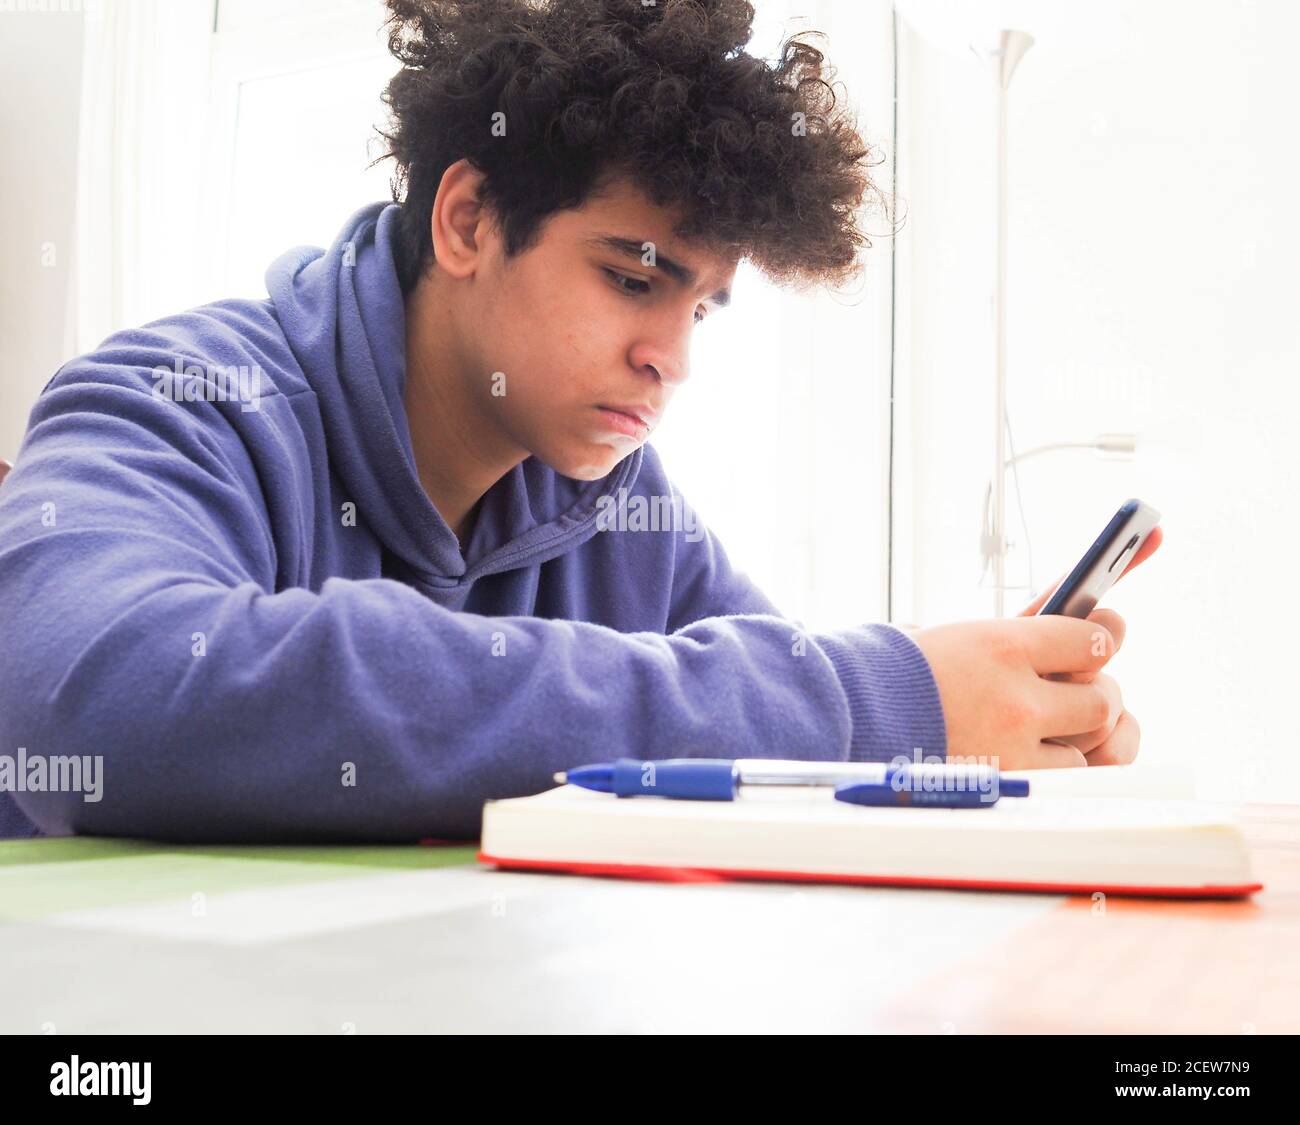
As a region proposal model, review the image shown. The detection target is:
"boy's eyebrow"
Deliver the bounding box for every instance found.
[587,234,732,307]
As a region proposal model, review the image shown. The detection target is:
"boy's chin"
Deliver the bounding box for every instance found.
[536,441,637,482]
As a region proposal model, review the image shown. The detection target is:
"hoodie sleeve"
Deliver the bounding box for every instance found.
[0,371,947,843]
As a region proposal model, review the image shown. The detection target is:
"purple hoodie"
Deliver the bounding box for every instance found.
[0,202,946,842]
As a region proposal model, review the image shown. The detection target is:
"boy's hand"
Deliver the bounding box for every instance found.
[1015,525,1162,766]
[908,616,1117,769]
[902,526,1162,769]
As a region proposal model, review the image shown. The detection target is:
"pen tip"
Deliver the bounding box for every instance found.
[553,772,567,785]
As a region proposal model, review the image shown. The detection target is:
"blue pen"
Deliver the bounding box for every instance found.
[555,757,1029,802]
[834,772,1026,808]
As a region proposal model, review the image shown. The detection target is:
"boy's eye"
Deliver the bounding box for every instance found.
[605,269,651,295]
[605,267,708,324]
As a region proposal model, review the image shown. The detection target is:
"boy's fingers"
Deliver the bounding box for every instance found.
[1086,608,1125,655]
[1015,614,1115,676]
[1040,673,1123,752]
[1029,738,1088,769]
[986,738,1085,770]
[1082,709,1141,766]
[1037,678,1116,738]
[1042,613,1121,682]
[1018,525,1163,618]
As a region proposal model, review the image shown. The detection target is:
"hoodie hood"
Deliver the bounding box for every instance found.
[264,201,643,587]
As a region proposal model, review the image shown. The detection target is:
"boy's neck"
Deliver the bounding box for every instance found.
[402,270,527,546]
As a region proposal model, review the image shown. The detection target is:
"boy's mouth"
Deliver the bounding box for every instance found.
[595,405,655,440]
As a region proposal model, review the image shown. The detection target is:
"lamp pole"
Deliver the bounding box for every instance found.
[981,29,1034,617]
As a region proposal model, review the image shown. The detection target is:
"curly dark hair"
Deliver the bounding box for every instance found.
[376,0,884,294]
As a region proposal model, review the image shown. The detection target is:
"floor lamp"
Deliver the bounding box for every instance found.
[982,30,1034,618]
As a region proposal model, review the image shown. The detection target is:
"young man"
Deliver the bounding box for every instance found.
[0,0,1156,842]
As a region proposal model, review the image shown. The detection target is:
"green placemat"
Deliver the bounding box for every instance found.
[0,837,480,922]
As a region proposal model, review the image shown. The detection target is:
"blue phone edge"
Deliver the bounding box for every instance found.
[1037,498,1159,618]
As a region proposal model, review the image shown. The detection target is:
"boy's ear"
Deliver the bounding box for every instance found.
[430,158,491,280]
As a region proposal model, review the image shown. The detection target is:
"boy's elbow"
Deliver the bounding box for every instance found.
[10,788,88,837]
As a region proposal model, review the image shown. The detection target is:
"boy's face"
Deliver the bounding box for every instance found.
[457,176,737,481]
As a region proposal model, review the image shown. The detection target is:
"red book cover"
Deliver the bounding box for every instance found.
[478,851,1264,898]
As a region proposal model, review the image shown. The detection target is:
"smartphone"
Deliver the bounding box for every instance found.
[1036,499,1161,618]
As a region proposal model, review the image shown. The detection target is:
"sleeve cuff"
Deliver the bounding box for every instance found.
[817,623,948,765]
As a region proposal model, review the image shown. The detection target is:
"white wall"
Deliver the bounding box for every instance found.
[0,7,84,461]
[895,0,1299,800]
